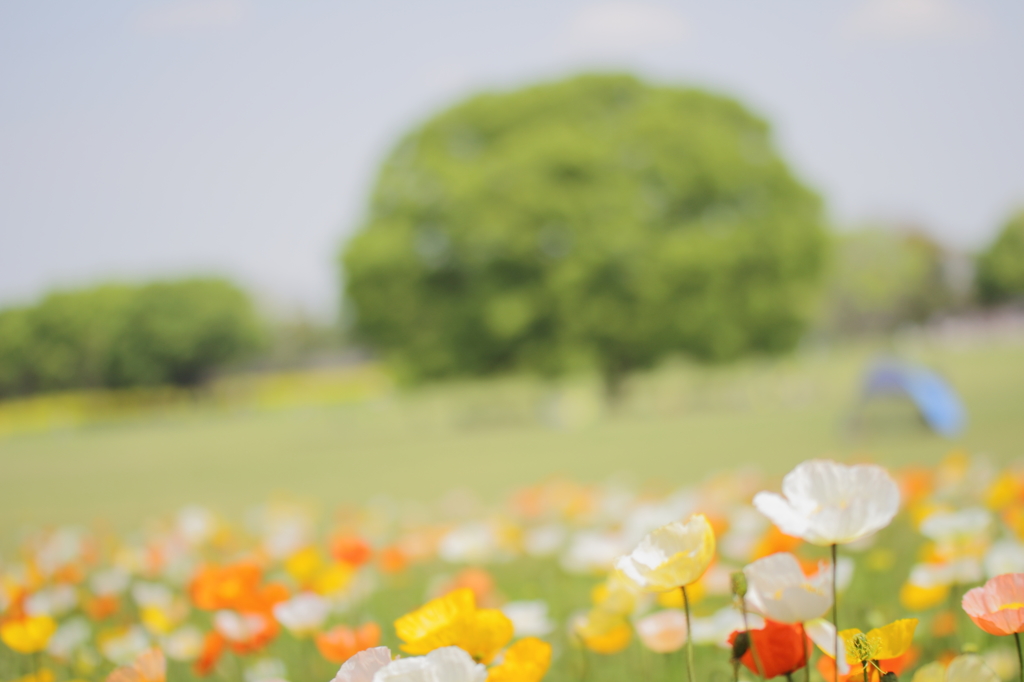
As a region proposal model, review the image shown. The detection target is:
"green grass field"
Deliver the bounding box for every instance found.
[1,337,1023,535]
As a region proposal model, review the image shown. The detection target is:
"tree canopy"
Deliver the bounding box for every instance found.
[977,209,1024,304]
[342,74,828,393]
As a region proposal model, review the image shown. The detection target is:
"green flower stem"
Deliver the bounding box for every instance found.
[1015,632,1023,682]
[741,602,766,680]
[832,543,840,682]
[802,622,810,682]
[682,585,695,682]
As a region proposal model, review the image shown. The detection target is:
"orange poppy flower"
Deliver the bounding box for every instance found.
[752,526,802,561]
[190,562,288,615]
[189,563,263,611]
[962,573,1024,636]
[315,622,381,663]
[729,620,807,679]
[331,535,373,567]
[378,546,408,574]
[85,595,121,620]
[194,631,225,677]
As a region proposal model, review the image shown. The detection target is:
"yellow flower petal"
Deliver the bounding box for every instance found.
[395,589,476,645]
[488,637,552,682]
[900,583,949,611]
[575,610,632,655]
[869,618,917,660]
[395,588,513,662]
[1,616,57,654]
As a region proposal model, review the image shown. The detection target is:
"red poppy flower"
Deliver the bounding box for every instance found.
[729,620,807,679]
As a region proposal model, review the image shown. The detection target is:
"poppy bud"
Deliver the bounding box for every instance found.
[880,673,898,682]
[731,631,750,660]
[731,571,748,599]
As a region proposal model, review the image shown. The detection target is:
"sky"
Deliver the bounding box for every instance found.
[1,0,1022,318]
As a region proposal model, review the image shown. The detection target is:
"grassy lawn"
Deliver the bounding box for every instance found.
[1,337,1023,534]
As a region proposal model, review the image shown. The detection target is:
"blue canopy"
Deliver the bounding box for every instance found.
[861,359,966,437]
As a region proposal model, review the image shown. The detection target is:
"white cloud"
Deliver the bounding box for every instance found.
[843,0,990,42]
[566,2,688,55]
[134,0,245,34]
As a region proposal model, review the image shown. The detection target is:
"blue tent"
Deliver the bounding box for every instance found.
[860,358,966,437]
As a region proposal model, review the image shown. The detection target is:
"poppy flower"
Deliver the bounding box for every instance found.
[839,619,917,668]
[331,646,393,682]
[500,601,554,638]
[331,535,374,567]
[394,588,513,662]
[194,631,225,677]
[753,460,900,546]
[378,546,408,574]
[635,609,688,653]
[213,610,278,654]
[372,646,487,682]
[728,619,807,679]
[487,637,552,682]
[571,609,632,655]
[189,563,263,611]
[615,514,716,592]
[911,654,1001,682]
[1,615,57,654]
[316,622,382,664]
[106,648,165,682]
[962,573,1024,636]
[271,592,329,637]
[743,552,832,624]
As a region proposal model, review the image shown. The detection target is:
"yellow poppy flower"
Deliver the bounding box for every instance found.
[573,609,632,655]
[1,615,57,654]
[285,546,324,584]
[616,514,716,592]
[591,572,639,615]
[488,637,552,682]
[395,588,513,662]
[900,582,949,611]
[840,619,918,664]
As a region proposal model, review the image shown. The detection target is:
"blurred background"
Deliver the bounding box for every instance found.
[1,0,1023,532]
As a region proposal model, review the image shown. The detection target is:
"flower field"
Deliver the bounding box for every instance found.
[3,452,1024,681]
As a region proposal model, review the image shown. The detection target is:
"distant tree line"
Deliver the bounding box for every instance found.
[0,278,263,398]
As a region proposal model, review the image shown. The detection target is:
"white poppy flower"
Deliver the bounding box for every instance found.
[372,647,487,682]
[920,507,991,541]
[911,654,1000,682]
[47,617,91,660]
[561,531,627,574]
[272,593,330,636]
[753,460,900,546]
[162,625,204,661]
[523,524,567,558]
[743,552,832,623]
[25,584,78,617]
[332,647,392,682]
[501,600,555,637]
[635,609,688,653]
[985,539,1024,579]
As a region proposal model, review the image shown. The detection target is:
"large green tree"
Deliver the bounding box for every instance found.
[977,209,1024,304]
[342,74,828,394]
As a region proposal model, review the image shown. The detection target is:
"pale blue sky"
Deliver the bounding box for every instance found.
[2,0,1022,317]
